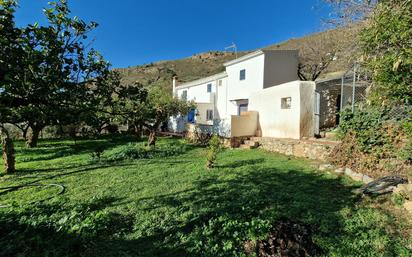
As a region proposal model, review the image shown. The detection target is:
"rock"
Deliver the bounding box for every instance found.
[334,168,345,174]
[404,200,412,214]
[349,172,364,182]
[362,175,374,184]
[319,164,334,171]
[393,184,412,196]
[344,167,353,176]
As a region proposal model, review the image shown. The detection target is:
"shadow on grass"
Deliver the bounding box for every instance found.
[134,166,360,256]
[17,136,139,163]
[0,163,137,196]
[0,156,362,256]
[217,158,265,168]
[0,195,191,257]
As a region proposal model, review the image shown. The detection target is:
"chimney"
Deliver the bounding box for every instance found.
[172,76,177,97]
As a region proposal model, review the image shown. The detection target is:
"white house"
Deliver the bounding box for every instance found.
[170,49,317,140]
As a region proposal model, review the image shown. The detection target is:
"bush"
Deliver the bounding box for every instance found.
[105,124,119,134]
[105,141,188,161]
[337,106,392,153]
[187,126,213,146]
[206,135,222,169]
[186,215,271,257]
[331,105,411,177]
[90,146,105,161]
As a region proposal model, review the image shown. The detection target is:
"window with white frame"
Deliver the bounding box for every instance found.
[239,69,246,80]
[181,90,187,101]
[281,97,292,109]
[207,83,212,93]
[206,109,213,121]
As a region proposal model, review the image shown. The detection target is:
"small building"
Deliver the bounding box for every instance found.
[169,49,341,140]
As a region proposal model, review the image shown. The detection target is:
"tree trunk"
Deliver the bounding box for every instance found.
[22,126,29,140]
[134,124,142,139]
[2,136,15,174]
[26,127,41,148]
[148,130,157,147]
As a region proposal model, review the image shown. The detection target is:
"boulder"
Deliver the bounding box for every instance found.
[319,164,334,171]
[393,184,412,196]
[404,201,412,214]
[362,175,374,184]
[334,168,345,174]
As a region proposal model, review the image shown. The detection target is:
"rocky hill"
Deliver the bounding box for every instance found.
[115,25,360,90]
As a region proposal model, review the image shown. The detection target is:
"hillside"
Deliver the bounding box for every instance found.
[115,25,360,90]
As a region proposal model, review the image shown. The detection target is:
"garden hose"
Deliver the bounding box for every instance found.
[360,176,408,195]
[0,183,65,208]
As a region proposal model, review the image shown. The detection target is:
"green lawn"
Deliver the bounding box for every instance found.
[0,136,411,257]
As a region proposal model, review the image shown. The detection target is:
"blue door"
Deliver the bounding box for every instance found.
[187,109,196,123]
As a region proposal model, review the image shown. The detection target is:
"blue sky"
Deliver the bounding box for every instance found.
[14,0,332,68]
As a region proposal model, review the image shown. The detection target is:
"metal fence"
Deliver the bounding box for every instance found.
[340,63,370,113]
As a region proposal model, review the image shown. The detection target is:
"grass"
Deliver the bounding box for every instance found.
[0,136,411,257]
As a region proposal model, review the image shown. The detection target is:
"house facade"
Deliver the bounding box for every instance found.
[170,49,317,139]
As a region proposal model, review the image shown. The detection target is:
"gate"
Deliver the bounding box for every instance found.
[314,91,320,136]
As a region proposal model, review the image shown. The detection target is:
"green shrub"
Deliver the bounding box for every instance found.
[90,145,105,161]
[206,135,222,169]
[186,215,271,257]
[337,106,391,153]
[332,105,411,177]
[105,141,188,161]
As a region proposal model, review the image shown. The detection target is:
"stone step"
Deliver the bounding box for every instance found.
[239,143,258,149]
[250,137,261,142]
[243,140,260,147]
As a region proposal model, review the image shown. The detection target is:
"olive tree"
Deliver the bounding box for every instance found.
[1,0,109,148]
[0,0,109,173]
[117,84,195,146]
[0,0,22,173]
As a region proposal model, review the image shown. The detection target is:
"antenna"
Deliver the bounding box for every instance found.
[224,42,238,59]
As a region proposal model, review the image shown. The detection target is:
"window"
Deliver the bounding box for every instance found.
[238,104,248,115]
[206,110,214,121]
[181,90,187,101]
[207,83,212,93]
[281,97,292,109]
[239,69,246,80]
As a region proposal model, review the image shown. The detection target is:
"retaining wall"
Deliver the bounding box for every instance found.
[255,137,339,161]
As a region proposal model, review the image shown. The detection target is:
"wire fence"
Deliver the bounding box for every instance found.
[339,64,411,122]
[340,63,370,113]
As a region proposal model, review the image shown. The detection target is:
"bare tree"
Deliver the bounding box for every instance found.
[297,26,362,81]
[324,0,378,26]
[297,33,338,81]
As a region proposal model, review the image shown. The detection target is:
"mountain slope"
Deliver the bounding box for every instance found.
[116,25,360,90]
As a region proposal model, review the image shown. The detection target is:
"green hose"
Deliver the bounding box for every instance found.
[0,183,65,208]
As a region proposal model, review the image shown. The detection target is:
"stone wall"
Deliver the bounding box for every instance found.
[254,137,339,161]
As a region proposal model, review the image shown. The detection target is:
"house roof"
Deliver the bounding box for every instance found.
[315,71,347,83]
[223,50,265,67]
[223,49,299,67]
[175,72,228,89]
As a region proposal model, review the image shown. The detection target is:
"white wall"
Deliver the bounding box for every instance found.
[176,82,215,104]
[175,76,228,127]
[248,81,315,139]
[225,53,265,102]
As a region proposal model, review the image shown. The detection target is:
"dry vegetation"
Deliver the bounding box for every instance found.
[116,25,362,89]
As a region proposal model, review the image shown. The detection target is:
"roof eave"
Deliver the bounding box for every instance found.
[223,50,264,67]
